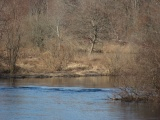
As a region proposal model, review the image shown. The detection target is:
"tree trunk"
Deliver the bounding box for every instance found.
[56,20,62,50]
[89,24,97,54]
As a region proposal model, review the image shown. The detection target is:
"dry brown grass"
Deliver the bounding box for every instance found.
[17,48,74,73]
[0,40,140,75]
[72,42,139,76]
[103,42,139,54]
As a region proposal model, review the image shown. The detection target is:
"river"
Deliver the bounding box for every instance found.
[0,76,160,120]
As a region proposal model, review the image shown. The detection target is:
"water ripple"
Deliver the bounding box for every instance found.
[0,86,115,93]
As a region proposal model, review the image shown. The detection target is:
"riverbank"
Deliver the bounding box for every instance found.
[0,68,110,79]
[0,41,139,79]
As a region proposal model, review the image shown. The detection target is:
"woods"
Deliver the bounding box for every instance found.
[0,0,160,102]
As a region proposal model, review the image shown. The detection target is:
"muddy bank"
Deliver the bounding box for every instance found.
[0,70,110,79]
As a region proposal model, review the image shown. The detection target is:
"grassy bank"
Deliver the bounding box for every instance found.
[0,42,139,76]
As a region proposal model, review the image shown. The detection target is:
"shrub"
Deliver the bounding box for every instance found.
[42,40,74,71]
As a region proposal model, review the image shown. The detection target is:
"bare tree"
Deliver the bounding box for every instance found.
[66,0,111,54]
[114,0,160,102]
[29,0,48,21]
[29,0,49,50]
[0,0,7,42]
[48,0,66,49]
[3,0,25,74]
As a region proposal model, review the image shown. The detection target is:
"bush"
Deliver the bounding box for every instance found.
[41,40,74,71]
[101,43,138,75]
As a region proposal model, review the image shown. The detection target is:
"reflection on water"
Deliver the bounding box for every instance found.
[0,76,117,88]
[0,77,160,120]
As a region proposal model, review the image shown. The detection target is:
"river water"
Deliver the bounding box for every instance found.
[0,76,160,120]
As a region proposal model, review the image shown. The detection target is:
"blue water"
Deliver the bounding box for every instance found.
[0,78,160,120]
[0,86,113,120]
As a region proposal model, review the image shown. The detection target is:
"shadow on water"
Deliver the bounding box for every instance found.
[0,76,160,120]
